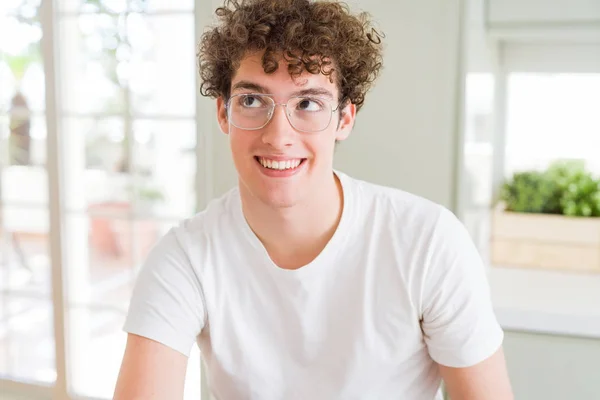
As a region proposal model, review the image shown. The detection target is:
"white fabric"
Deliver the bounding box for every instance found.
[124,171,504,400]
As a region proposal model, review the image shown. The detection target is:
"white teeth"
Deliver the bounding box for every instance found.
[259,157,302,170]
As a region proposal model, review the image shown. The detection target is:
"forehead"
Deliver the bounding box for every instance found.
[231,52,338,97]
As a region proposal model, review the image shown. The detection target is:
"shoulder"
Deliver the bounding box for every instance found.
[341,171,448,232]
[340,171,473,265]
[134,187,240,293]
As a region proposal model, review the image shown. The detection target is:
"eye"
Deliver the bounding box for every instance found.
[239,95,267,108]
[296,98,324,112]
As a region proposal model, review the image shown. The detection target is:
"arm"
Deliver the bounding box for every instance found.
[114,334,188,400]
[439,347,514,400]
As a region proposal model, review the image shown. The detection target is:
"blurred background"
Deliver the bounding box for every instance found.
[0,0,599,399]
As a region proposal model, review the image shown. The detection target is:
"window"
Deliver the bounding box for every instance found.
[1,0,203,398]
[505,73,600,175]
[460,40,600,260]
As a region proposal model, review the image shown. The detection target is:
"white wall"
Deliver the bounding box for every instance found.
[466,0,495,73]
[503,331,600,400]
[487,0,600,24]
[334,0,464,210]
[485,0,600,42]
[197,0,466,211]
[503,43,600,72]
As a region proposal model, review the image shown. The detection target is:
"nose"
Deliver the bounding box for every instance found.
[260,105,295,149]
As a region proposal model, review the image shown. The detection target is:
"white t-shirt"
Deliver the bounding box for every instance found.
[124,171,503,400]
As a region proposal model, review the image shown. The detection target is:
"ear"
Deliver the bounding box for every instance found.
[335,102,356,142]
[216,96,229,134]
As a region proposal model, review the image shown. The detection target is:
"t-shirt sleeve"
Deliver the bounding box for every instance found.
[123,226,206,357]
[420,207,503,368]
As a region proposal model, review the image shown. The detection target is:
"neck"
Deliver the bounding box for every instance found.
[241,172,344,270]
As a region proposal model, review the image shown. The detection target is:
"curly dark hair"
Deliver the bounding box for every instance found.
[198,0,384,111]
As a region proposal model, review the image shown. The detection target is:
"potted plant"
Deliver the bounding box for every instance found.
[491,160,600,273]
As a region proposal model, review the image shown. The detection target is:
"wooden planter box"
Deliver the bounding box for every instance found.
[491,208,600,273]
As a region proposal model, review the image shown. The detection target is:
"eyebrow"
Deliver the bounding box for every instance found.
[231,81,269,93]
[231,80,335,100]
[291,88,334,100]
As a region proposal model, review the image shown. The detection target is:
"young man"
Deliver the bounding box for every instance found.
[115,0,514,399]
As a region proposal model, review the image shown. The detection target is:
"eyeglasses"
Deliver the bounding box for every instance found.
[225,93,341,133]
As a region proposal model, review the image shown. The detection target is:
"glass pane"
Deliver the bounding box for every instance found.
[128,14,195,116]
[0,206,51,297]
[3,114,46,167]
[62,213,133,310]
[60,0,128,14]
[66,307,127,399]
[0,16,45,113]
[89,216,134,310]
[129,0,194,12]
[0,0,42,17]
[89,215,137,309]
[59,0,193,13]
[505,73,600,175]
[60,15,127,114]
[0,296,56,384]
[133,119,196,218]
[62,118,133,212]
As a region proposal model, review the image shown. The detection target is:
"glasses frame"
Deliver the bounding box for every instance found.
[225,93,343,133]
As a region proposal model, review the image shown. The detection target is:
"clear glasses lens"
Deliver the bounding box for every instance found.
[227,94,333,132]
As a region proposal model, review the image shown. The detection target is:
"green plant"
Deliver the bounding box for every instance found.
[6,49,41,81]
[544,160,587,214]
[560,171,600,217]
[4,2,42,81]
[136,185,165,204]
[500,160,600,217]
[500,171,558,213]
